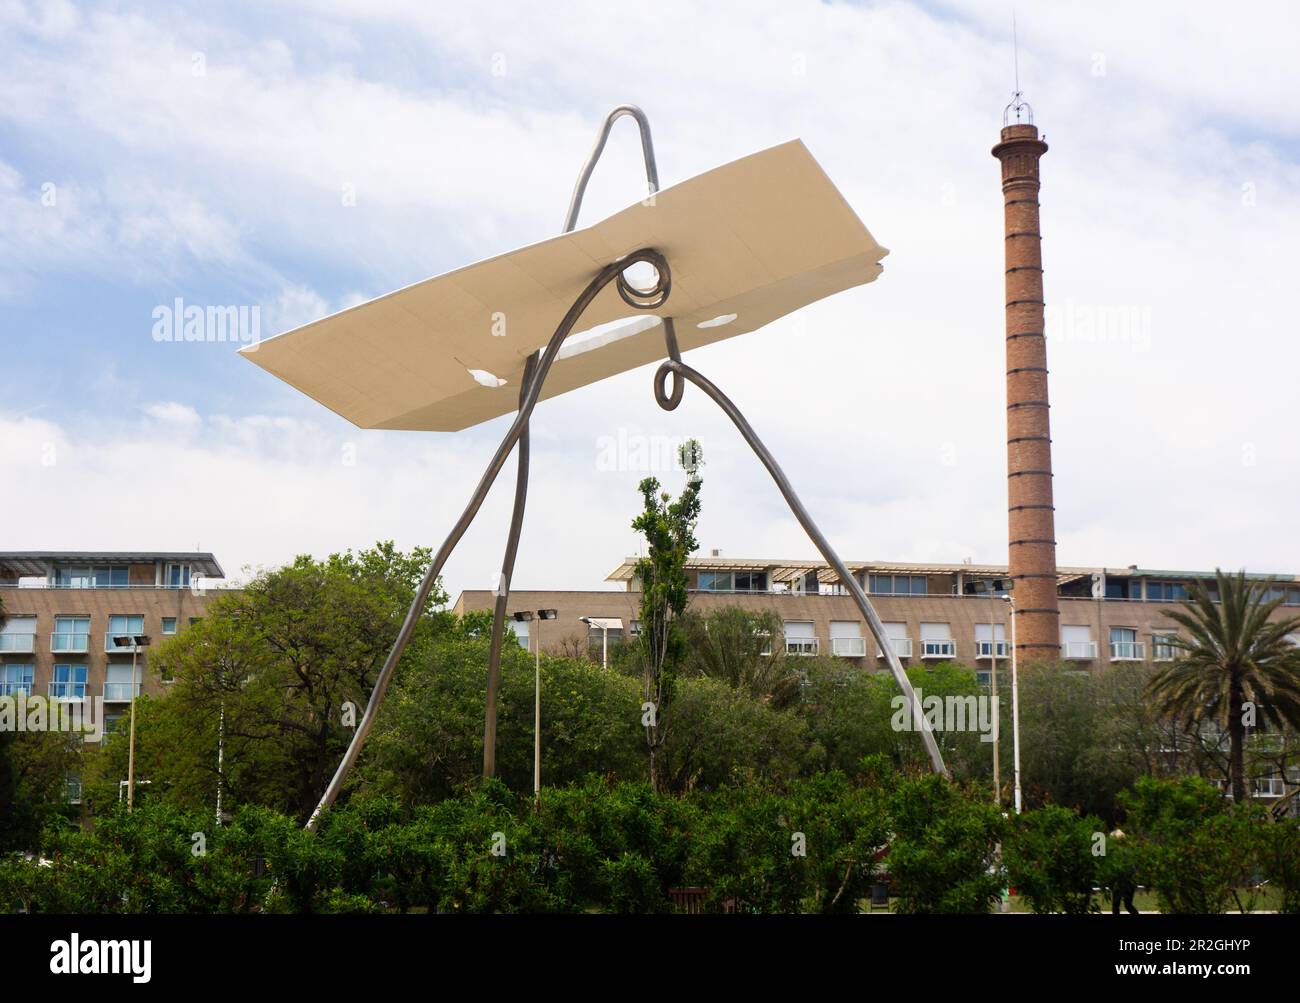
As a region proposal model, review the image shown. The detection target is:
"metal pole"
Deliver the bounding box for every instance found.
[216,702,225,828]
[483,354,536,778]
[601,626,608,670]
[1009,596,1022,814]
[989,586,1000,805]
[127,644,139,811]
[652,355,948,777]
[533,620,541,799]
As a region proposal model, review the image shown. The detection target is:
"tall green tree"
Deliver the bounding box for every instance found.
[630,439,703,791]
[1147,570,1300,802]
[128,543,446,820]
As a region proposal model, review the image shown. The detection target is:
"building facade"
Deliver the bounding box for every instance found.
[0,551,226,741]
[454,555,1300,679]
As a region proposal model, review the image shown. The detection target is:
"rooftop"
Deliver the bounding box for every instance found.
[0,551,225,579]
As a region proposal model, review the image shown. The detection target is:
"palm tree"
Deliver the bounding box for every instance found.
[1146,569,1300,802]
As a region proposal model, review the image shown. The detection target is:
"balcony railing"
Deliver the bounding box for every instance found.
[50,632,90,653]
[103,682,140,702]
[1110,641,1146,661]
[0,633,35,653]
[104,633,145,653]
[831,636,867,657]
[877,638,913,658]
[785,637,819,656]
[1062,641,1097,660]
[48,684,85,701]
[0,681,33,697]
[975,640,1011,659]
[920,639,956,659]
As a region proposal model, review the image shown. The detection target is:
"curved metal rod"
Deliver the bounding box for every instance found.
[563,104,659,232]
[483,106,664,777]
[305,248,673,829]
[482,353,536,778]
[652,357,950,778]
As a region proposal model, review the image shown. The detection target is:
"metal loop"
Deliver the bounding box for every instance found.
[654,360,684,410]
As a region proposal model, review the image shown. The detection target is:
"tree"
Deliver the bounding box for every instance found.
[1147,570,1300,802]
[1003,805,1103,914]
[679,607,803,709]
[133,543,446,820]
[630,439,703,791]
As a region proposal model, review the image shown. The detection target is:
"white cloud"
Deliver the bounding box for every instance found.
[2,0,1299,596]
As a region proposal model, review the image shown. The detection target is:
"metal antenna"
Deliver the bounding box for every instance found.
[1002,10,1034,126]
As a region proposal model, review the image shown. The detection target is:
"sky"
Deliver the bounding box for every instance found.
[2,0,1299,600]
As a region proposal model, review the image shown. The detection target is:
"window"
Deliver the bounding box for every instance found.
[877,623,912,658]
[53,565,129,588]
[829,621,865,657]
[0,616,37,653]
[1105,578,1142,600]
[733,571,768,593]
[1147,581,1189,602]
[1286,588,1300,607]
[105,614,145,652]
[868,574,927,596]
[51,616,90,653]
[50,664,88,701]
[919,623,955,659]
[1152,633,1178,661]
[101,714,123,744]
[104,664,140,702]
[629,620,641,637]
[975,623,1009,659]
[162,617,177,635]
[1109,627,1143,660]
[0,664,33,697]
[65,773,83,804]
[1061,625,1096,659]
[512,619,530,651]
[697,571,732,592]
[783,621,818,656]
[165,563,191,588]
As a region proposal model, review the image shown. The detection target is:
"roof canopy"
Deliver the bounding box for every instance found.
[240,140,887,432]
[0,552,225,578]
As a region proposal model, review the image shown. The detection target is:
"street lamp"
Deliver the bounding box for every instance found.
[514,610,557,799]
[579,616,621,670]
[113,633,151,811]
[1003,593,1023,814]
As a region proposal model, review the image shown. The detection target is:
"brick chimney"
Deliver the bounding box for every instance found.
[992,121,1059,659]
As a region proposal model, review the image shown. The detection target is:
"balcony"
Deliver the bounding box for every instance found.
[50,632,90,653]
[105,633,145,653]
[831,636,867,657]
[48,684,85,702]
[920,639,956,660]
[785,637,819,656]
[975,640,1011,659]
[1062,641,1098,660]
[0,633,35,653]
[1110,641,1146,661]
[877,638,913,658]
[103,682,140,702]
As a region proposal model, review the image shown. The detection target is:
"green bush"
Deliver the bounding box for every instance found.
[886,773,1007,913]
[1003,805,1102,914]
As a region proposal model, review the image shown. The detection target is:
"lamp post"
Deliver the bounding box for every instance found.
[579,616,615,669]
[114,633,151,811]
[514,610,557,799]
[1004,593,1022,814]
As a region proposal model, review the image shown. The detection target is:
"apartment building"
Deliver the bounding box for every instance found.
[453,555,1300,680]
[0,551,226,741]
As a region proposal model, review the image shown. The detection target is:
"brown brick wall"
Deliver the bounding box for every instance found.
[0,587,221,708]
[994,122,1059,654]
[454,590,1277,671]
